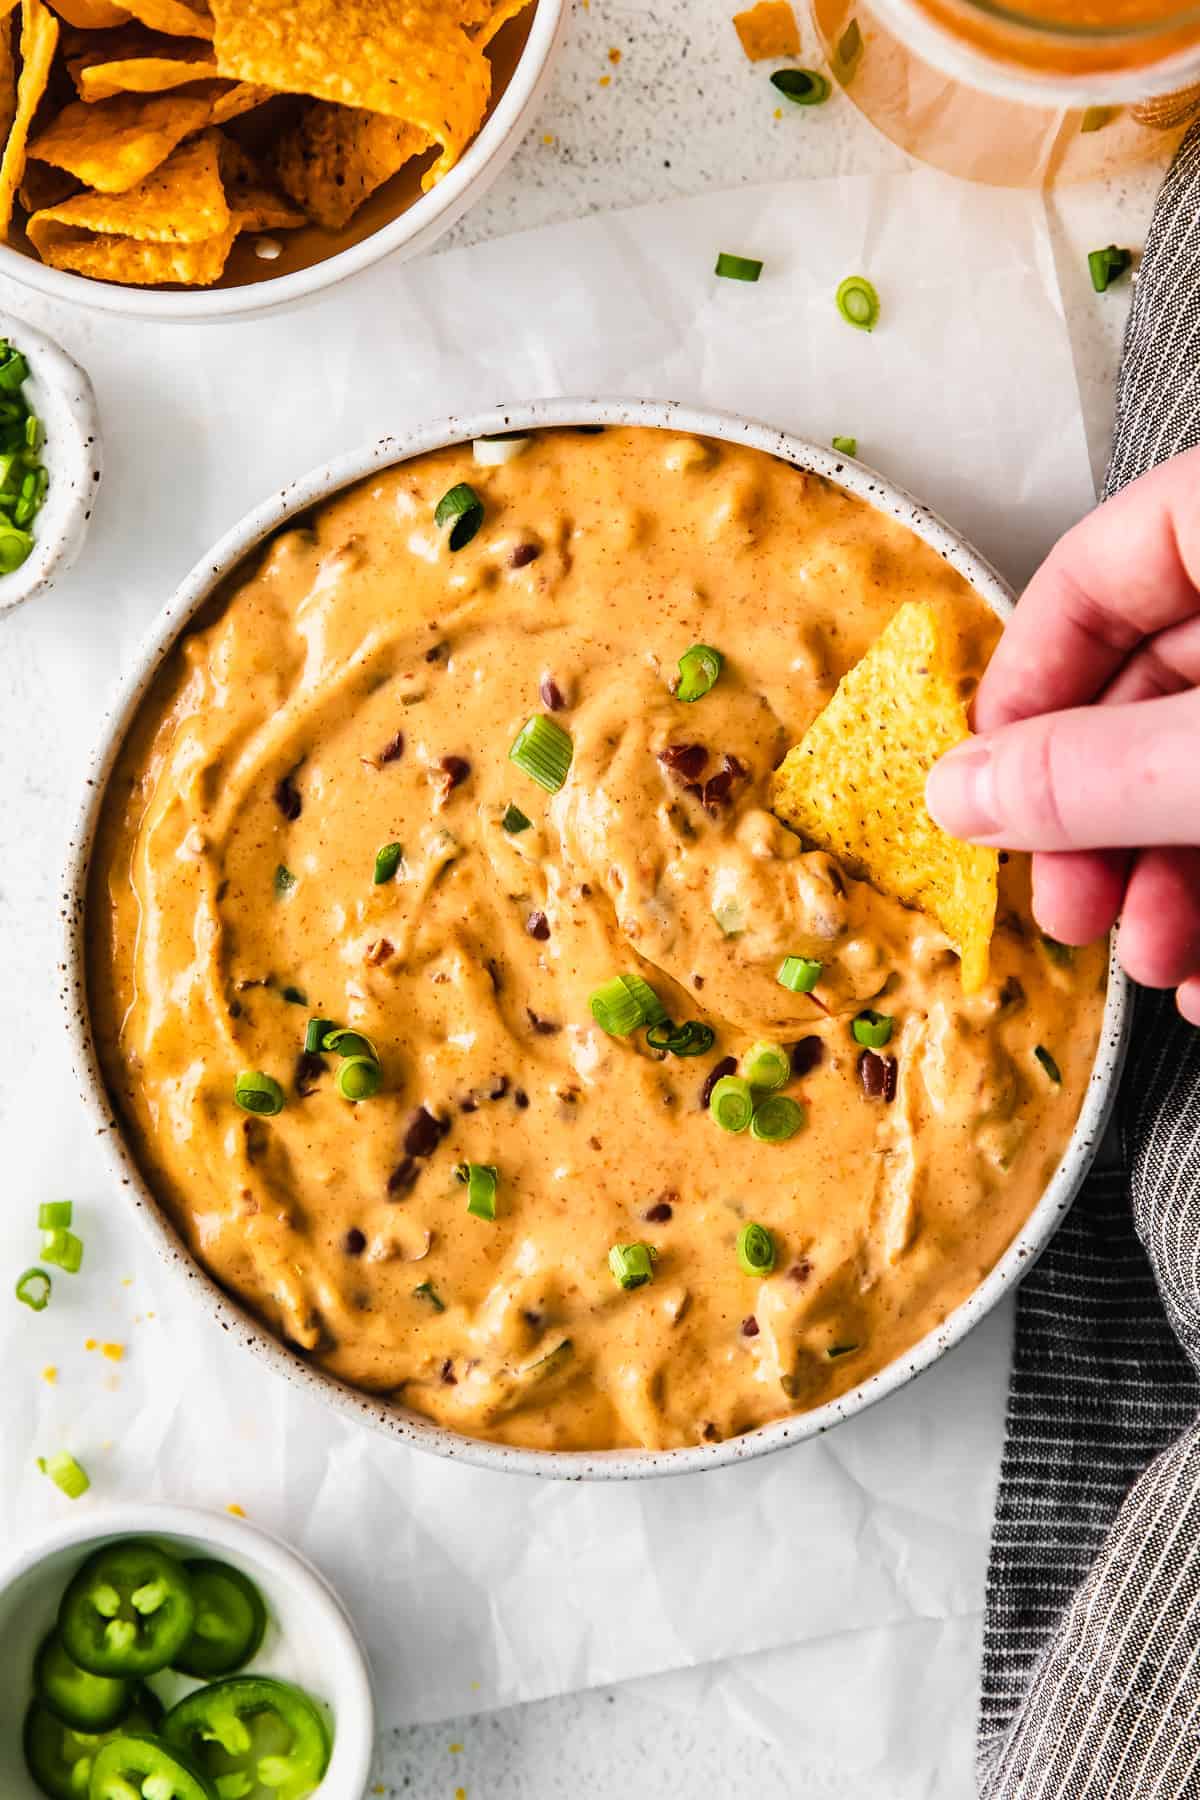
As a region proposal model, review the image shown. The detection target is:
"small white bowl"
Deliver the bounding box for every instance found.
[0,0,568,323]
[0,1503,375,1799]
[0,314,101,618]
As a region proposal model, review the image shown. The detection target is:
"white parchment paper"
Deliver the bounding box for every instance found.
[0,168,1094,1725]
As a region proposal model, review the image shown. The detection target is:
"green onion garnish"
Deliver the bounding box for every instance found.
[590,973,667,1037]
[321,1027,378,1062]
[274,864,296,895]
[473,433,530,467]
[608,1242,655,1290]
[233,1071,286,1117]
[836,274,880,332]
[741,1042,791,1092]
[509,714,573,793]
[456,1161,498,1221]
[38,1201,72,1230]
[1034,1045,1062,1084]
[1088,245,1132,293]
[645,1019,716,1057]
[771,67,830,105]
[304,1016,333,1055]
[736,1221,776,1276]
[38,1451,89,1499]
[0,524,32,571]
[502,803,532,833]
[41,1230,83,1274]
[0,343,46,574]
[281,986,307,1006]
[851,1010,893,1049]
[434,482,484,551]
[750,1094,805,1143]
[338,1057,382,1101]
[709,1074,754,1133]
[15,1267,51,1311]
[675,644,723,703]
[413,1280,446,1312]
[1080,105,1111,132]
[777,955,822,994]
[831,435,857,457]
[373,842,403,884]
[0,347,29,391]
[715,252,763,283]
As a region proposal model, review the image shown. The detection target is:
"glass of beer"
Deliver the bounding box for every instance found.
[809,0,1200,183]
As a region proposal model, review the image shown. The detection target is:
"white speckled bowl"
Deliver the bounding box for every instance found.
[0,0,567,323]
[61,397,1130,1480]
[0,1503,375,1799]
[0,314,101,617]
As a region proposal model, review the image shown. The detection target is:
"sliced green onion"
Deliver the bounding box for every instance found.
[321,1027,379,1061]
[473,433,530,467]
[456,1161,498,1221]
[836,274,880,332]
[608,1242,656,1290]
[233,1071,285,1117]
[851,1010,893,1049]
[413,1280,446,1312]
[501,803,532,833]
[590,973,667,1037]
[1080,104,1112,132]
[38,1451,89,1499]
[15,1267,51,1311]
[741,1041,791,1092]
[645,1019,717,1057]
[675,644,723,703]
[1088,244,1132,293]
[771,67,830,105]
[41,1230,83,1274]
[38,1201,72,1230]
[373,841,403,884]
[831,435,857,457]
[304,1016,333,1055]
[715,252,763,283]
[709,1074,754,1133]
[281,985,307,1006]
[274,863,296,895]
[509,714,573,792]
[827,1342,859,1358]
[1034,1045,1062,1084]
[338,1057,382,1101]
[0,347,30,391]
[434,481,484,550]
[750,1095,805,1143]
[777,955,823,994]
[713,897,745,938]
[736,1221,776,1275]
[0,524,33,572]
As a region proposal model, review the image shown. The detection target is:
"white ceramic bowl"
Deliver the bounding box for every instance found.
[0,313,101,617]
[0,0,568,323]
[61,397,1131,1480]
[0,1502,375,1799]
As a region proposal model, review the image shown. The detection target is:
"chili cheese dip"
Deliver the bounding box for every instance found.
[88,427,1108,1453]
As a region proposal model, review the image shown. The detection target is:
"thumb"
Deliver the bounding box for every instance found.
[925,687,1200,852]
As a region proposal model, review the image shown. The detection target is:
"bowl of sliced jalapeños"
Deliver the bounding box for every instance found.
[0,1503,375,1800]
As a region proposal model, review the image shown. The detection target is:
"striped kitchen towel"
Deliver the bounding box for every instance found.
[978,119,1200,1796]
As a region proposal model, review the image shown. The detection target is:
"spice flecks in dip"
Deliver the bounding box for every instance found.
[88,428,1107,1451]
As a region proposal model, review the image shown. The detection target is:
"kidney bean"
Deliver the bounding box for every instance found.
[527,911,550,941]
[378,731,405,764]
[790,1036,824,1079]
[657,743,708,782]
[404,1107,445,1158]
[510,542,541,569]
[540,674,567,711]
[701,1055,738,1109]
[273,773,302,820]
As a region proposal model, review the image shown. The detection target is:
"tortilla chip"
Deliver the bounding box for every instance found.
[216,132,303,229]
[732,0,799,59]
[210,0,490,186]
[29,127,226,237]
[207,76,268,121]
[0,0,59,236]
[27,86,211,188]
[18,153,76,208]
[122,0,210,36]
[70,31,217,100]
[30,217,232,278]
[769,601,998,994]
[0,3,17,158]
[469,0,533,46]
[52,0,128,28]
[272,101,426,229]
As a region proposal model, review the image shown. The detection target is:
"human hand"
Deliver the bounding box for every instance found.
[926,448,1200,1022]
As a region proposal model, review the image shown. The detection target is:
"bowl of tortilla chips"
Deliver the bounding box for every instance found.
[0,0,567,316]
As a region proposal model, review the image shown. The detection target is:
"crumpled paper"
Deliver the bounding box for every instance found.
[0,167,1093,1728]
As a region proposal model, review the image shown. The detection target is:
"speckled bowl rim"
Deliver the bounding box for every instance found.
[61,396,1130,1481]
[0,0,568,324]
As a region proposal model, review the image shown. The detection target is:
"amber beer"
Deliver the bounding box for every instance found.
[810,0,1200,184]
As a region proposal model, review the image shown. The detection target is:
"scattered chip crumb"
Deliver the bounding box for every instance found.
[121,1277,133,1286]
[733,0,800,59]
[598,74,610,86]
[774,106,783,118]
[449,1743,463,1754]
[227,1502,247,1517]
[608,46,621,62]
[84,1338,97,1351]
[101,1342,124,1362]
[542,133,555,144]
[456,1789,467,1800]
[42,1366,57,1385]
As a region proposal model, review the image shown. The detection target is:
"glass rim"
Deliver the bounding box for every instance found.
[954,0,1200,41]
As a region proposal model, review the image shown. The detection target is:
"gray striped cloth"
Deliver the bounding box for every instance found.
[978,118,1200,1796]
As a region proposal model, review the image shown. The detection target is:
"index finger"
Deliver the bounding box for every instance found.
[974,447,1200,733]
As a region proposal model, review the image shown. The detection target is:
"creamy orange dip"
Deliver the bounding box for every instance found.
[88,427,1107,1453]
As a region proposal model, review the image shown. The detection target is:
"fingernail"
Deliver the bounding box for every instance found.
[925,742,1002,840]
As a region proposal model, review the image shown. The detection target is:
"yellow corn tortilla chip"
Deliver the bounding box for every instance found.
[18,154,76,209]
[732,0,799,59]
[0,0,59,236]
[216,133,303,229]
[468,0,534,46]
[27,85,212,189]
[123,0,210,36]
[272,101,426,229]
[207,77,268,122]
[52,0,129,28]
[29,216,232,278]
[0,2,17,158]
[769,600,998,994]
[71,33,217,100]
[28,128,227,239]
[210,0,490,187]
